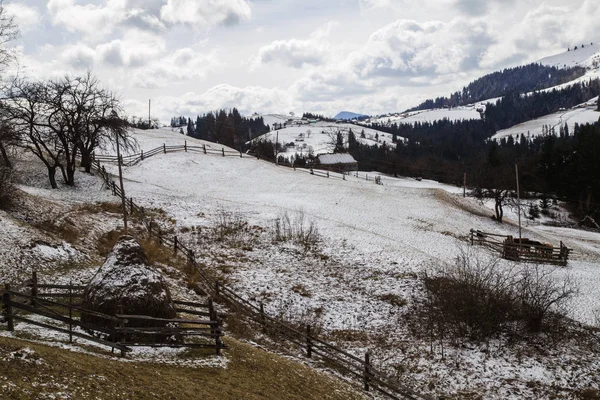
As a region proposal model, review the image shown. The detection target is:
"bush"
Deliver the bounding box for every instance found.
[416,248,577,341]
[0,166,14,209]
[272,210,320,250]
[213,209,255,248]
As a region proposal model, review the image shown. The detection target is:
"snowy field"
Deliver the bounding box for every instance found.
[3,127,600,398]
[98,129,600,398]
[99,129,600,328]
[251,115,403,160]
[492,106,600,141]
[366,106,481,126]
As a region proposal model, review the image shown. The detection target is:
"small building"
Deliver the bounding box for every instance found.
[317,153,358,172]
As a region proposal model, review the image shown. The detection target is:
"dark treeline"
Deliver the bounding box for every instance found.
[409,64,586,111]
[302,112,335,122]
[171,109,270,150]
[485,80,600,130]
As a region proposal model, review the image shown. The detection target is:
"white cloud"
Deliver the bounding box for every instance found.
[95,30,165,67]
[255,22,338,69]
[131,48,223,88]
[348,18,494,80]
[125,84,295,122]
[160,0,251,28]
[46,0,166,39]
[5,3,41,33]
[257,38,327,68]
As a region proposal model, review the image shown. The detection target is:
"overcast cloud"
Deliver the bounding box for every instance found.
[5,0,599,122]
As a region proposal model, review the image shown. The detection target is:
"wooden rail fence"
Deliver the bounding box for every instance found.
[470,229,571,266]
[89,155,432,399]
[1,273,225,355]
[93,142,244,167]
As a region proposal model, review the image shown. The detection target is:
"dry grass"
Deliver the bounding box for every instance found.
[291,284,312,298]
[0,336,365,400]
[376,293,407,308]
[76,201,123,215]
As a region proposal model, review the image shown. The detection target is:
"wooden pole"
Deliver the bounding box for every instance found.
[364,351,371,391]
[148,99,151,129]
[306,325,312,358]
[116,136,128,233]
[463,172,467,198]
[515,164,522,240]
[31,270,38,308]
[68,281,73,344]
[275,131,279,165]
[3,284,14,332]
[173,236,178,255]
[260,302,266,333]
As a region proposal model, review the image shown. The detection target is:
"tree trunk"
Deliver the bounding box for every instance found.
[48,166,58,189]
[80,148,92,173]
[495,197,503,223]
[0,142,11,169]
[66,166,75,186]
[59,165,68,184]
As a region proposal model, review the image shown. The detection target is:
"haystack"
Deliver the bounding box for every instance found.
[81,235,175,339]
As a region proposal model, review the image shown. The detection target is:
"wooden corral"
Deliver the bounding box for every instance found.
[470,229,571,266]
[1,272,225,355]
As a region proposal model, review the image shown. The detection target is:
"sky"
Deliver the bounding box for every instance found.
[4,0,600,123]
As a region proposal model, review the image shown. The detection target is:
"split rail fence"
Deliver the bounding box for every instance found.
[89,151,432,400]
[1,272,225,355]
[470,229,571,266]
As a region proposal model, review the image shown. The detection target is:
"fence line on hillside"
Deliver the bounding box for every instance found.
[0,273,225,355]
[88,157,432,400]
[93,141,245,167]
[96,142,386,186]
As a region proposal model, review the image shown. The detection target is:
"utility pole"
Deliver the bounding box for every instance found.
[515,164,521,240]
[116,134,128,232]
[148,99,151,129]
[275,131,279,165]
[463,172,467,198]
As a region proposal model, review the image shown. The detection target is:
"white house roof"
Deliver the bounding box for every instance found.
[318,153,357,165]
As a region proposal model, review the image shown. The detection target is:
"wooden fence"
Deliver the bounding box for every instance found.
[89,157,431,400]
[1,273,225,355]
[470,229,571,266]
[93,142,244,167]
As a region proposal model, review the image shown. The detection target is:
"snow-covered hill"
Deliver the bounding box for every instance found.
[365,105,482,127]
[492,100,600,141]
[94,128,600,399]
[538,42,600,69]
[251,115,404,160]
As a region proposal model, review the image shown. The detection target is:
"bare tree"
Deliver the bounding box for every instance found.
[4,79,66,188]
[3,74,133,188]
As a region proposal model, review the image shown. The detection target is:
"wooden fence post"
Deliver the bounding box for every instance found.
[31,270,38,308]
[260,302,266,333]
[141,150,144,161]
[3,284,14,332]
[215,281,220,297]
[239,150,242,158]
[306,325,312,358]
[470,229,474,245]
[221,148,225,157]
[111,181,116,196]
[68,281,73,344]
[163,143,166,154]
[364,351,371,392]
[327,171,330,178]
[173,236,178,255]
[184,141,187,152]
[129,197,133,214]
[203,144,207,154]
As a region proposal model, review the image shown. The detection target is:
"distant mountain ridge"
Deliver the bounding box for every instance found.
[333,111,367,120]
